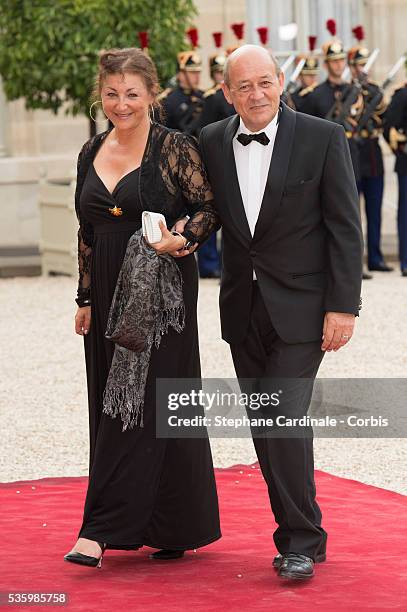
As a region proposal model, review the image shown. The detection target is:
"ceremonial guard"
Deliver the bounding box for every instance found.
[286,36,319,112]
[198,32,236,278]
[300,19,372,276]
[158,28,204,138]
[200,32,235,128]
[348,26,392,272]
[300,20,362,183]
[384,74,407,276]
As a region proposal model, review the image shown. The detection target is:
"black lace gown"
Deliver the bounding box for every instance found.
[74,125,221,551]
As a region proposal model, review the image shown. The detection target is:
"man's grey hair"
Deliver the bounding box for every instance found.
[223,46,281,87]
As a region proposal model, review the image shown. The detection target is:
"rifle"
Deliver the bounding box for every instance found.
[325,81,362,131]
[382,54,406,90]
[325,49,380,131]
[356,54,406,137]
[280,54,296,75]
[285,58,306,95]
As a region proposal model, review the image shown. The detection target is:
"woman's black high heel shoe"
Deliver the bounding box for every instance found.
[150,549,185,560]
[64,542,106,568]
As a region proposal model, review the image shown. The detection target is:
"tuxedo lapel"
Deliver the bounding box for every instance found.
[223,115,252,242]
[253,103,296,242]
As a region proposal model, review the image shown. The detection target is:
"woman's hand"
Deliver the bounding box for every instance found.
[146,221,187,256]
[75,306,91,336]
[173,217,188,233]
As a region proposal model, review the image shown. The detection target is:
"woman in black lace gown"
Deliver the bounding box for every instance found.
[64,49,221,568]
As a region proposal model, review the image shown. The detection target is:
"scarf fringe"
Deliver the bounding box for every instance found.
[102,385,145,431]
[154,305,186,348]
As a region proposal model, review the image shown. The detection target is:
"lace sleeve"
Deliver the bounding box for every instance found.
[75,146,94,307]
[76,227,92,307]
[166,132,220,244]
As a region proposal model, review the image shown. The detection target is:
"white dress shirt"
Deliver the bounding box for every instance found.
[233,113,279,278]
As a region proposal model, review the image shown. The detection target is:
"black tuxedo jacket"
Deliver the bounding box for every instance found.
[199,103,363,345]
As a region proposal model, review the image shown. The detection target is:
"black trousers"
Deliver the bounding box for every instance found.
[230,282,327,560]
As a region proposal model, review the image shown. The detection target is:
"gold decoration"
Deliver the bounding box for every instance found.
[389,127,407,151]
[177,50,202,71]
[331,42,342,54]
[109,206,123,217]
[177,51,189,70]
[214,54,226,66]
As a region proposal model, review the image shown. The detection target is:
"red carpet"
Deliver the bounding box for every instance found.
[0,464,406,611]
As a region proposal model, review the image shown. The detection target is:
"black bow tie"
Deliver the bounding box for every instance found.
[237,132,270,146]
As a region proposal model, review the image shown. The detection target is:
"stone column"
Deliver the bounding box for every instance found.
[294,0,310,52]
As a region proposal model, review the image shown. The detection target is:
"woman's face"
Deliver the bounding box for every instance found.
[101,72,154,130]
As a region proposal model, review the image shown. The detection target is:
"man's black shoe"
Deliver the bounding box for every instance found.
[362,272,373,280]
[273,550,326,569]
[277,553,315,580]
[402,269,407,277]
[368,263,394,272]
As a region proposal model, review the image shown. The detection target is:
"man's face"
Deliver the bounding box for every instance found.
[213,69,224,85]
[178,70,201,90]
[300,74,317,88]
[326,58,346,79]
[222,51,284,132]
[350,63,367,81]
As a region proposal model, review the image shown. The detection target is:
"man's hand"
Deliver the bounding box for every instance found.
[171,217,198,258]
[321,312,355,352]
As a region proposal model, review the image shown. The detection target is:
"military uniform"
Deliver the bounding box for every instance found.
[197,82,227,277]
[289,82,318,113]
[384,81,407,175]
[300,79,362,181]
[300,36,377,278]
[357,80,386,177]
[384,81,407,274]
[286,51,319,113]
[301,38,364,181]
[196,48,233,277]
[201,50,235,129]
[158,51,204,138]
[346,43,390,271]
[355,78,388,269]
[159,85,204,138]
[200,84,235,128]
[300,78,350,117]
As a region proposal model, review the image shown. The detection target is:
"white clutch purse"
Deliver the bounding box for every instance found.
[141,211,167,244]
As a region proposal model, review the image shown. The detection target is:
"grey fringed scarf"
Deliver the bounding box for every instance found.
[103,230,185,431]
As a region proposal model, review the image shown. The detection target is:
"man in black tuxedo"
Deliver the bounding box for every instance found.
[197,45,363,581]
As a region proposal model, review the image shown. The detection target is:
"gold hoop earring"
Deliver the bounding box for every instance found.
[149,104,154,124]
[89,100,106,122]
